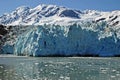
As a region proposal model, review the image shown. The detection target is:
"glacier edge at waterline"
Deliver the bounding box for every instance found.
[14,22,120,57]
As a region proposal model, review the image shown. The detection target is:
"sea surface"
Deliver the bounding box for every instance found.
[0,56,120,80]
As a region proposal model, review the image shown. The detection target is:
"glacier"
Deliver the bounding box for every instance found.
[0,4,120,56]
[14,22,120,56]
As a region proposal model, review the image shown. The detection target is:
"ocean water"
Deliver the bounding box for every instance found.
[0,57,120,80]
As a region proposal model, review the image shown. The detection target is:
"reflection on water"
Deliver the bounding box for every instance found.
[0,57,120,80]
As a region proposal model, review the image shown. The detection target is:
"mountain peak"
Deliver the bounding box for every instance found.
[35,4,58,9]
[15,6,30,14]
[16,6,30,10]
[0,4,120,26]
[34,4,66,10]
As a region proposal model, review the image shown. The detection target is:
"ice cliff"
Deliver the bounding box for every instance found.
[14,22,120,56]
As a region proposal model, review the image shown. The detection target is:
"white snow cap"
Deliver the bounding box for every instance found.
[0,4,120,26]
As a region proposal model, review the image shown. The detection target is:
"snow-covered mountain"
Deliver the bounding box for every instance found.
[0,4,120,26]
[0,4,120,56]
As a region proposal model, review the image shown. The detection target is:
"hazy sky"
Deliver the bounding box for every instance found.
[0,0,120,15]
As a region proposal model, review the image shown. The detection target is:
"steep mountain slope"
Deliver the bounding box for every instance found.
[0,4,120,56]
[0,4,120,26]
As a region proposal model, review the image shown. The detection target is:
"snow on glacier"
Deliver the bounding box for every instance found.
[14,22,120,56]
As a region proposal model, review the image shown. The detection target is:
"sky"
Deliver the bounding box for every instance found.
[0,0,120,16]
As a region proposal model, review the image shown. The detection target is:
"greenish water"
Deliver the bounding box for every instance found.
[0,57,120,80]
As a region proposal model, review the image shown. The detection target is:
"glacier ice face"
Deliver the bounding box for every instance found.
[0,25,31,54]
[14,22,120,56]
[1,44,13,54]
